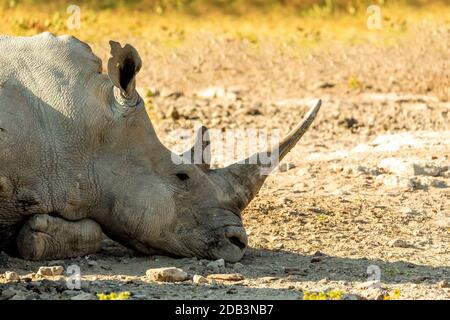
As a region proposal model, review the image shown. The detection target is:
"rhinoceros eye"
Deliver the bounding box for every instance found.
[176,173,190,181]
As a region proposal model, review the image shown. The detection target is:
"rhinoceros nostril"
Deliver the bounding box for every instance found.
[227,235,246,250]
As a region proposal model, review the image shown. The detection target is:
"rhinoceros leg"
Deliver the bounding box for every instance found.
[15,214,103,260]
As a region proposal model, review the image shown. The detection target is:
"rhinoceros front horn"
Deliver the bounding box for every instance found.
[217,100,322,210]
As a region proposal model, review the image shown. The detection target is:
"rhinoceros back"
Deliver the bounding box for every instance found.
[0,33,105,231]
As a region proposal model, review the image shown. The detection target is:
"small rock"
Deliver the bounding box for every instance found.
[206,259,225,272]
[193,275,208,285]
[278,163,296,172]
[70,292,97,300]
[245,107,262,116]
[377,175,417,190]
[146,267,188,282]
[226,288,238,294]
[168,106,181,120]
[87,260,98,267]
[431,179,448,188]
[438,280,450,288]
[4,271,19,281]
[400,207,418,215]
[313,251,325,257]
[378,158,414,176]
[312,81,335,90]
[196,86,226,99]
[10,292,31,300]
[37,266,64,277]
[338,117,358,129]
[388,239,411,248]
[283,267,300,274]
[207,273,244,281]
[1,289,19,299]
[310,257,321,263]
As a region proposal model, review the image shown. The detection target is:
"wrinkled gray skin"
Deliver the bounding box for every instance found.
[0,32,321,262]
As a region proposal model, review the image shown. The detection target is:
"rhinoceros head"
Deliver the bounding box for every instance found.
[83,41,321,262]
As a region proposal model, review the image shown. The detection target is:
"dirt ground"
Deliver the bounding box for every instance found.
[0,20,449,300]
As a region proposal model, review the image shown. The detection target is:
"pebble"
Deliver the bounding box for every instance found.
[400,207,418,215]
[168,106,181,120]
[37,266,64,277]
[193,275,208,285]
[378,158,415,176]
[5,271,19,281]
[1,289,19,299]
[88,260,98,267]
[206,259,225,273]
[388,239,411,248]
[278,163,296,172]
[146,267,188,282]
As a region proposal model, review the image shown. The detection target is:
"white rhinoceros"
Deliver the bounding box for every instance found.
[0,32,321,262]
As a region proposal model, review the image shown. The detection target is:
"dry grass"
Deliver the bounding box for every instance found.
[0,1,448,51]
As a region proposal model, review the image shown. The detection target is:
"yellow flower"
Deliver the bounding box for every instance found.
[303,290,345,300]
[383,295,391,300]
[392,289,401,299]
[97,291,131,300]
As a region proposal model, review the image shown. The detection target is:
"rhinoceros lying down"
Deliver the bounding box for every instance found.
[0,32,321,262]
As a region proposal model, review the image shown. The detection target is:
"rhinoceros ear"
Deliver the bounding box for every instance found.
[108,41,142,100]
[181,126,211,172]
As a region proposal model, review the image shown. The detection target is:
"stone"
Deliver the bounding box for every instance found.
[1,289,19,299]
[206,259,225,272]
[388,239,411,248]
[146,267,188,282]
[70,292,97,300]
[378,158,415,176]
[431,179,448,188]
[168,106,181,120]
[4,271,19,281]
[193,275,208,285]
[87,260,98,267]
[207,273,244,281]
[376,174,417,190]
[196,86,225,99]
[278,163,296,172]
[37,266,64,277]
[400,207,418,215]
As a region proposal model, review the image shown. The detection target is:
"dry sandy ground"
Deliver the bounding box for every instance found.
[0,22,449,300]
